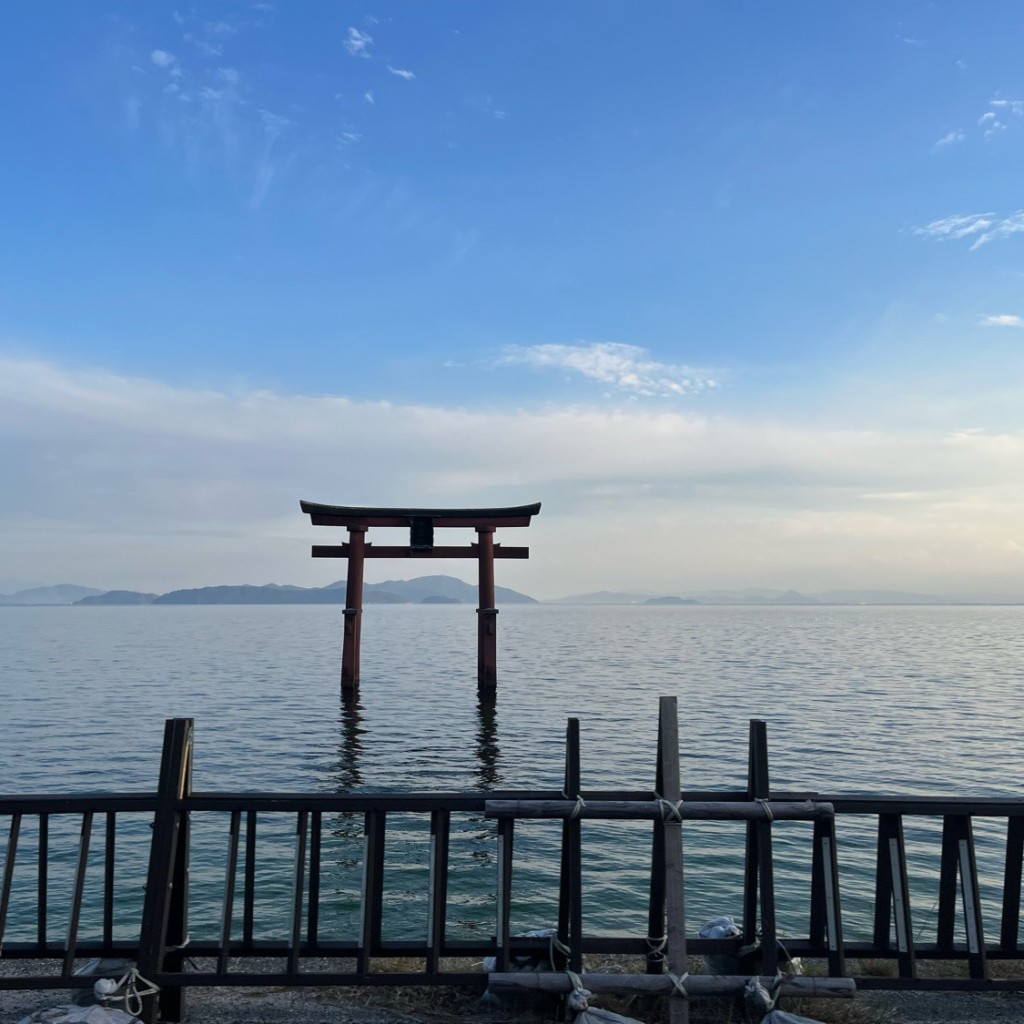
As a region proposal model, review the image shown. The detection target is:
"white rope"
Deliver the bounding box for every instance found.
[569,795,586,819]
[95,966,161,1019]
[549,931,572,970]
[654,797,683,822]
[645,934,666,960]
[667,971,689,999]
[756,798,774,821]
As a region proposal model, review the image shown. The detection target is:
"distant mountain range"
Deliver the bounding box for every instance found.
[0,576,537,607]
[547,588,1024,605]
[5,581,1024,608]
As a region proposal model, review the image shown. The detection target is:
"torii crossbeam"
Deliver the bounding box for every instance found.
[300,501,541,695]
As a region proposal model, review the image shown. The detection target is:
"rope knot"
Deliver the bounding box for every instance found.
[668,971,689,999]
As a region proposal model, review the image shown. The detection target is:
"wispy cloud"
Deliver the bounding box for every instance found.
[933,130,964,149]
[979,96,1024,138]
[344,27,373,58]
[387,65,415,80]
[501,342,718,397]
[914,211,1024,250]
[364,91,374,105]
[150,49,178,70]
[980,314,1024,328]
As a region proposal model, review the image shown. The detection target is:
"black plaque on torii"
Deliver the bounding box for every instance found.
[300,501,541,695]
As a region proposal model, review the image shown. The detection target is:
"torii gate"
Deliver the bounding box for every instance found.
[300,501,541,695]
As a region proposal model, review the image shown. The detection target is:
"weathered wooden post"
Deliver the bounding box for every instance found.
[138,718,192,1024]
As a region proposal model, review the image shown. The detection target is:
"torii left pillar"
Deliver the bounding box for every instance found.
[341,526,367,688]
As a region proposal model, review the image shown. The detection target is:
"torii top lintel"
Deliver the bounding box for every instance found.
[299,501,541,529]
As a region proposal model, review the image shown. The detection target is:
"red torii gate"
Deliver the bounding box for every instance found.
[300,501,541,695]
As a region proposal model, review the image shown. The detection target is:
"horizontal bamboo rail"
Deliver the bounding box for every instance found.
[485,798,834,821]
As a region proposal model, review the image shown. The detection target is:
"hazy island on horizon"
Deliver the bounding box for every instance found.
[3,580,1024,608]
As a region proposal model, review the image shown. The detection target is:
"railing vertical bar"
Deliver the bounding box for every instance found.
[426,809,450,973]
[37,814,48,947]
[63,810,94,976]
[218,809,241,974]
[937,814,959,950]
[873,815,895,950]
[288,810,308,975]
[0,813,22,953]
[495,815,514,972]
[369,811,386,956]
[1001,816,1024,951]
[645,799,666,975]
[820,827,846,976]
[887,815,916,978]
[243,811,257,947]
[957,817,988,979]
[307,810,321,948]
[657,695,687,1024]
[358,810,386,975]
[809,818,826,947]
[103,812,115,946]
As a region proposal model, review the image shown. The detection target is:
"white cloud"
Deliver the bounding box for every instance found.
[914,211,1024,250]
[344,27,372,58]
[989,98,1024,115]
[980,314,1024,328]
[501,342,718,397]
[364,90,374,105]
[387,65,415,80]
[5,356,1024,595]
[933,130,964,148]
[150,49,177,69]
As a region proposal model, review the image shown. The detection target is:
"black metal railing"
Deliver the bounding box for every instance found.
[2,700,1024,1023]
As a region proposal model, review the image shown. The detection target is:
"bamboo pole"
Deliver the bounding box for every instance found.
[485,799,833,821]
[487,972,857,998]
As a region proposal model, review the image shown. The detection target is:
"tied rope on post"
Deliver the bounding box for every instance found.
[94,967,161,1019]
[645,933,667,963]
[564,970,645,1024]
[653,792,683,824]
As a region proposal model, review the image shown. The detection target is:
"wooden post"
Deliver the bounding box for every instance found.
[476,526,497,694]
[138,718,193,1024]
[744,720,778,974]
[655,696,687,1024]
[556,718,582,973]
[341,526,367,690]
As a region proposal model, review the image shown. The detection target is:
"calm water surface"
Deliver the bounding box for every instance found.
[2,604,1022,946]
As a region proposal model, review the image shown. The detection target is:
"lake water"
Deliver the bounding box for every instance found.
[2,604,1023,948]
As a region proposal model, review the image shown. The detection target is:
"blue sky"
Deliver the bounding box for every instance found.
[3,2,1024,598]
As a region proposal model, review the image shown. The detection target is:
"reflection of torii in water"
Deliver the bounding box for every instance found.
[300,501,541,695]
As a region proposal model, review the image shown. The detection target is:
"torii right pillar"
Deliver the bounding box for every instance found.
[476,526,498,694]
